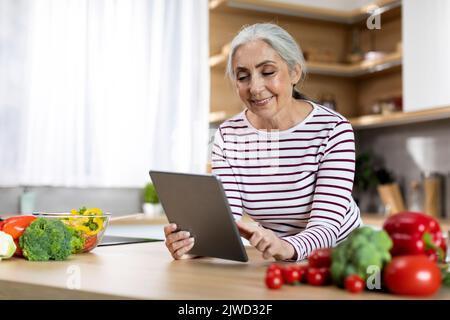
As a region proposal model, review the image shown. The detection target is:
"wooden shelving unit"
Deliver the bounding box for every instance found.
[209,0,405,126]
[350,105,450,130]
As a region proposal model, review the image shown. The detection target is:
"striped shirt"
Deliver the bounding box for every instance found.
[211,101,362,261]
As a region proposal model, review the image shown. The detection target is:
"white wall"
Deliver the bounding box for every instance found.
[355,118,450,217]
[403,0,450,111]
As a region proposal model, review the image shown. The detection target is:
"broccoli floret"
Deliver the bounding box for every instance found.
[370,229,392,253]
[67,225,86,254]
[330,226,393,287]
[19,218,73,261]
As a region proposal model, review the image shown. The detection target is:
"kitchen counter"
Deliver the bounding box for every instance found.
[1,213,449,300]
[1,241,450,300]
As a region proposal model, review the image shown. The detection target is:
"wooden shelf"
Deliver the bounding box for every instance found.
[210,0,401,24]
[350,105,450,130]
[209,42,231,68]
[210,46,402,78]
[306,51,402,77]
[209,106,450,129]
[209,53,227,68]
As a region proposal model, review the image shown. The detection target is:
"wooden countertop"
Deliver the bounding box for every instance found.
[1,213,449,300]
[1,241,450,300]
[1,242,450,299]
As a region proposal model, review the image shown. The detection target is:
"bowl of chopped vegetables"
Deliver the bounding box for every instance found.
[33,207,110,254]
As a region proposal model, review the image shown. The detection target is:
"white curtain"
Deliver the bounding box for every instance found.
[0,0,209,187]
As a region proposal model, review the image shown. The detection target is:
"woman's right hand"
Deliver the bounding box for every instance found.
[164,223,196,260]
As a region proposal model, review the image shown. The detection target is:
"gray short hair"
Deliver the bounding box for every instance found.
[226,23,307,86]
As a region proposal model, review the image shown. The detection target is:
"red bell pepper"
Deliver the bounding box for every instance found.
[1,215,37,257]
[383,212,447,263]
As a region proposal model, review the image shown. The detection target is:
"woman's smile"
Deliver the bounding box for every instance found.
[250,96,274,107]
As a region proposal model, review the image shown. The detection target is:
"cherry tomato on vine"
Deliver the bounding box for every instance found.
[306,267,331,286]
[308,248,332,268]
[282,266,300,284]
[344,275,365,294]
[265,273,283,290]
[266,264,284,277]
[293,265,309,283]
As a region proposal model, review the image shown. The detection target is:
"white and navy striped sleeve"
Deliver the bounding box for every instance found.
[281,121,355,260]
[211,128,244,220]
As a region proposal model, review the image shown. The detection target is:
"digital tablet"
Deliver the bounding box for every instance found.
[149,170,248,262]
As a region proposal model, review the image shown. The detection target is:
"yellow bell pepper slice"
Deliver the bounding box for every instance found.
[84,208,103,216]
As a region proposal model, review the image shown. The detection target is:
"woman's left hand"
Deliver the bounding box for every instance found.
[236,221,296,261]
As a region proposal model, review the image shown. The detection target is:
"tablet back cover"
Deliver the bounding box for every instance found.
[149,171,248,262]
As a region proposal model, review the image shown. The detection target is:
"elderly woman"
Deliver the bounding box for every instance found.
[164,23,361,261]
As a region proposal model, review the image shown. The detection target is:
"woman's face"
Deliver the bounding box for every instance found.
[232,40,301,119]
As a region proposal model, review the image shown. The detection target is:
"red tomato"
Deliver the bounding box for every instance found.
[293,265,309,283]
[306,267,331,286]
[2,216,36,239]
[266,264,284,277]
[83,235,98,252]
[0,219,5,230]
[308,248,332,268]
[384,255,441,296]
[282,266,300,285]
[344,275,365,294]
[265,273,283,290]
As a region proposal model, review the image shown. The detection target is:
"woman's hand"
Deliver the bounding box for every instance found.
[236,221,296,261]
[164,223,196,260]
